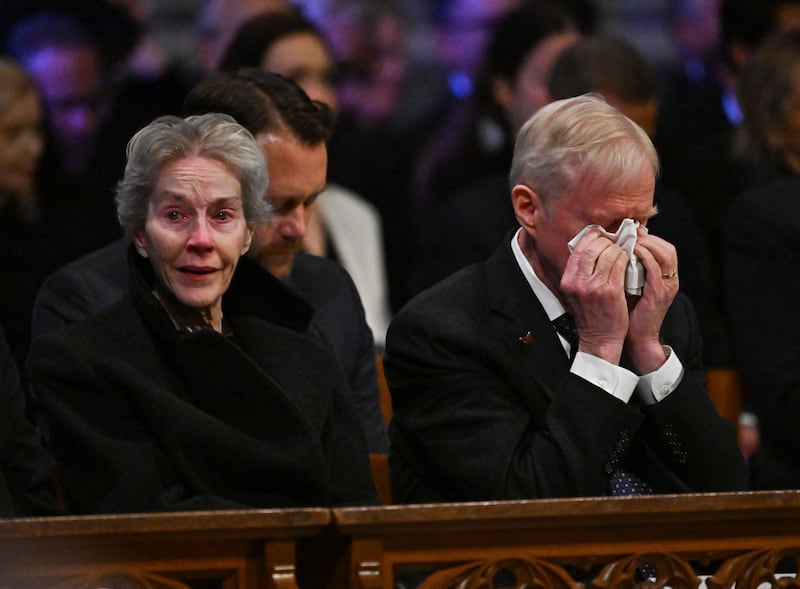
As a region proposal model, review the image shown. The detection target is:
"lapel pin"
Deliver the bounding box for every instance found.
[518,331,533,344]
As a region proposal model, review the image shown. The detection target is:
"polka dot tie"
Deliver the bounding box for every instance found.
[608,469,653,496]
[552,313,655,499]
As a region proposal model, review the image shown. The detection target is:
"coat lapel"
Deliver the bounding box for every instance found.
[484,238,570,400]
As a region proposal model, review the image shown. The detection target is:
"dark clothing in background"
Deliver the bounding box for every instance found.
[725,174,800,489]
[0,324,61,517]
[0,196,102,369]
[287,252,388,453]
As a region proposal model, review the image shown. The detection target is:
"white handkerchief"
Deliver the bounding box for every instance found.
[567,218,647,296]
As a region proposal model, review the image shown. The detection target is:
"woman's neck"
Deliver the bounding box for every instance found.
[152,286,224,333]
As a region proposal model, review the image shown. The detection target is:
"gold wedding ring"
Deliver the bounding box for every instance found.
[662,270,677,279]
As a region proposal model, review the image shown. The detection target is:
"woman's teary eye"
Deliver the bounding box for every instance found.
[166,210,183,221]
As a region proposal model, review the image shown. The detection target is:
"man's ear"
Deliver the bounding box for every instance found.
[511,184,543,233]
[131,228,149,258]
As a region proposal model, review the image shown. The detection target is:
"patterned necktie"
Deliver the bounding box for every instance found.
[552,313,578,359]
[608,469,653,496]
[552,313,653,497]
[609,470,658,579]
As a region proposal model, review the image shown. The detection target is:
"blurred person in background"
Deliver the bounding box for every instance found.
[430,0,523,103]
[724,30,800,487]
[408,1,580,299]
[195,0,289,73]
[6,10,121,242]
[221,10,391,346]
[655,0,800,366]
[304,0,410,132]
[103,0,194,118]
[300,0,422,313]
[4,5,170,254]
[0,57,74,368]
[410,1,584,210]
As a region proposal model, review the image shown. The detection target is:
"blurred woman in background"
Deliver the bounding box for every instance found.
[0,57,57,367]
[220,10,392,346]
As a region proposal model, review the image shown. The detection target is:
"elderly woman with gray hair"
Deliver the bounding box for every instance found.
[27,113,377,513]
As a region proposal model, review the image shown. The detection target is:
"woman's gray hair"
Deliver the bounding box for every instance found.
[116,113,271,232]
[509,94,659,208]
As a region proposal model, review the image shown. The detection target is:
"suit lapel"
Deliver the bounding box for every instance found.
[484,239,570,400]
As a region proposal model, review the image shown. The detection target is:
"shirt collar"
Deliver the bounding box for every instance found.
[510,228,566,322]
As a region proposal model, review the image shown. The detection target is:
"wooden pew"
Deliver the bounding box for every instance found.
[706,367,745,426]
[333,490,800,589]
[0,508,330,588]
[3,492,800,588]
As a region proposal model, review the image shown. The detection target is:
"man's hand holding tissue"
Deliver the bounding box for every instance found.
[628,226,679,373]
[561,221,679,374]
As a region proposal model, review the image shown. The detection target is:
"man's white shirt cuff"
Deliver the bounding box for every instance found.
[636,346,683,405]
[570,346,683,405]
[571,352,638,402]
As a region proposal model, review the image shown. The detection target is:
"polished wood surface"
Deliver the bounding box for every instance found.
[333,490,800,589]
[1,492,799,588]
[369,453,392,505]
[706,367,745,425]
[0,508,330,588]
[375,352,392,426]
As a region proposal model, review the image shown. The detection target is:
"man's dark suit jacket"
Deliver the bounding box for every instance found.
[725,174,800,489]
[31,238,388,453]
[385,235,748,503]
